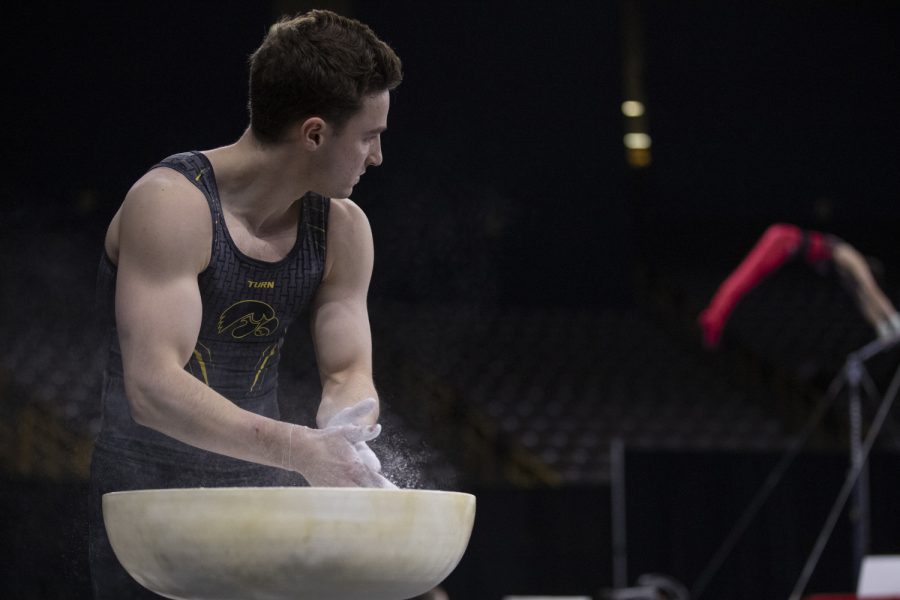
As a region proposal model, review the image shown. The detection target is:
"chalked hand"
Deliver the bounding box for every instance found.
[324,398,385,473]
[331,422,397,489]
[285,423,394,488]
[323,398,397,488]
[325,397,380,428]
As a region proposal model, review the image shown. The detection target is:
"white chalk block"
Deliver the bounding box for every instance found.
[858,555,900,598]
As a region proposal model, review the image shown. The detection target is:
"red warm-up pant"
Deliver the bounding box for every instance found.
[698,223,832,347]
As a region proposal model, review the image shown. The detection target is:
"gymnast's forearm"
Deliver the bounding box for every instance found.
[123,364,292,468]
[122,362,388,487]
[833,243,899,327]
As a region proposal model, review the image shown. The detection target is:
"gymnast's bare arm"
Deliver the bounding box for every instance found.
[108,168,384,486]
[832,240,900,333]
[311,197,380,428]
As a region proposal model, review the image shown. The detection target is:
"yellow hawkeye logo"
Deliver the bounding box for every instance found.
[217,300,279,338]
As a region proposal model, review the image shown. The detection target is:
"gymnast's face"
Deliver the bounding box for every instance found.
[311,91,389,199]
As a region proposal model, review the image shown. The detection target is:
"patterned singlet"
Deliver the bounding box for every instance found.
[94,151,329,466]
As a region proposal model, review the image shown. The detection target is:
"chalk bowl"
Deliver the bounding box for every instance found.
[103,487,476,600]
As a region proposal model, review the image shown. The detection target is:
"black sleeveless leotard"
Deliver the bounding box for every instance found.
[93,151,328,467]
[89,151,329,598]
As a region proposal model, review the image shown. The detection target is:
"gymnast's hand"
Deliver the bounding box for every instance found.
[286,421,393,488]
[323,397,387,473]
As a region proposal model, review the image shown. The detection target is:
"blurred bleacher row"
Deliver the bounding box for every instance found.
[2,226,900,488]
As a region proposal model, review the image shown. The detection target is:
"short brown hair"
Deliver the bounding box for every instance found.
[248,9,403,144]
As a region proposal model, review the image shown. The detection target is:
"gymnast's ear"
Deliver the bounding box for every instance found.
[298,117,327,150]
